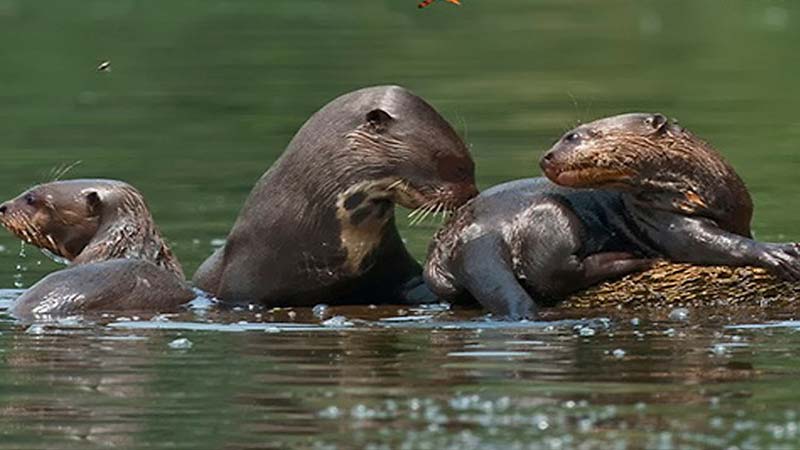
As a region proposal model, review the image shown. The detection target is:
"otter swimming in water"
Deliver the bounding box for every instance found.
[193,85,478,307]
[0,179,194,317]
[425,113,800,319]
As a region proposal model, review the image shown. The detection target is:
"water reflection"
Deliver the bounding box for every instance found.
[2,293,799,449]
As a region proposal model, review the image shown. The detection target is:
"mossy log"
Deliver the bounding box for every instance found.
[561,262,800,310]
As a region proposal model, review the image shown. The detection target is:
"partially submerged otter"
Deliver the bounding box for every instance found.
[0,179,194,317]
[425,113,800,319]
[193,85,477,306]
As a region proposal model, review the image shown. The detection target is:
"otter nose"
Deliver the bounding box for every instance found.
[541,151,555,167]
[0,203,7,215]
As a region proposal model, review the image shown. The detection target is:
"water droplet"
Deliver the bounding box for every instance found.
[168,338,193,349]
[322,315,353,327]
[668,308,690,321]
[312,304,330,319]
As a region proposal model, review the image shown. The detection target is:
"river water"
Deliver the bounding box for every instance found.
[1,0,800,448]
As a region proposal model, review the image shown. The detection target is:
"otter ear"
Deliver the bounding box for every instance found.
[365,109,394,132]
[647,113,669,134]
[85,191,102,213]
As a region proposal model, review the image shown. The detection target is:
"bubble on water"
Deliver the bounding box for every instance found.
[25,324,47,335]
[312,304,330,319]
[612,348,626,359]
[534,414,550,430]
[577,326,596,337]
[322,315,353,327]
[168,338,193,349]
[710,344,728,356]
[630,317,640,326]
[668,308,690,322]
[318,405,341,419]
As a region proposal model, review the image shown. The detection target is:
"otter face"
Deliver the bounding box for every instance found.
[540,113,684,190]
[344,89,478,218]
[0,181,103,260]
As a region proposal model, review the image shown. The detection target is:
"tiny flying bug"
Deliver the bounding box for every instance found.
[418,0,461,9]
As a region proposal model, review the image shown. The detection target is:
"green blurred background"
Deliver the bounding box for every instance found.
[1,0,799,287]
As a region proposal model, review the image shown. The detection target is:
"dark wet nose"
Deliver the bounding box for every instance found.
[0,203,7,215]
[540,151,556,171]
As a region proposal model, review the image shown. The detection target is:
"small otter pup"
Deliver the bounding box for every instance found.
[193,85,478,306]
[0,179,195,317]
[425,113,800,319]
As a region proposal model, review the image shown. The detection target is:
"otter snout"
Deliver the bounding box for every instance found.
[540,147,567,184]
[0,202,8,215]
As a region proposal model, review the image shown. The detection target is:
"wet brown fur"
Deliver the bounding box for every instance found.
[545,123,753,237]
[545,115,794,309]
[0,180,183,278]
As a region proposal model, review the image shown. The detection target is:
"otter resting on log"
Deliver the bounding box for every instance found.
[0,179,195,318]
[425,113,800,320]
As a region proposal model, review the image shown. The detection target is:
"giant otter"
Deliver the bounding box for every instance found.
[0,179,195,317]
[193,85,477,306]
[425,113,800,319]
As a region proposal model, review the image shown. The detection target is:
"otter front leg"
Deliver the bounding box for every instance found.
[652,215,800,281]
[453,234,537,320]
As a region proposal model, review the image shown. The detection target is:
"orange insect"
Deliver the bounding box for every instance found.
[418,0,461,9]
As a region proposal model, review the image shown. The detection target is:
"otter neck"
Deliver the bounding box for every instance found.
[72,192,184,279]
[624,133,753,237]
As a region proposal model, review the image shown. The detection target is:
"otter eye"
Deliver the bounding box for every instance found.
[24,193,35,206]
[564,132,581,143]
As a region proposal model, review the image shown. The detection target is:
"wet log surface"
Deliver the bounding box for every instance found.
[560,261,800,312]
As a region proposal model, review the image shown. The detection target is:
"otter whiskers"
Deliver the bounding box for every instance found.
[408,200,454,226]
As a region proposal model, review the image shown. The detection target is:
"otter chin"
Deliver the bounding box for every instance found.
[540,165,635,189]
[425,112,800,320]
[0,179,194,319]
[193,85,478,307]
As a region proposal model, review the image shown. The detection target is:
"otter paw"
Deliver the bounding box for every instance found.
[759,243,800,282]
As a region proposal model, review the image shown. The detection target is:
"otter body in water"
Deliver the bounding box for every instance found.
[425,113,800,319]
[0,179,194,317]
[193,85,477,306]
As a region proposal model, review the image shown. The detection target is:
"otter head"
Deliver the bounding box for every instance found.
[540,113,687,190]
[334,86,478,218]
[0,180,105,260]
[287,86,478,274]
[540,112,753,236]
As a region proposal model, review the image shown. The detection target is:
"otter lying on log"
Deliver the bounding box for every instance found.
[0,179,195,318]
[425,113,800,319]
